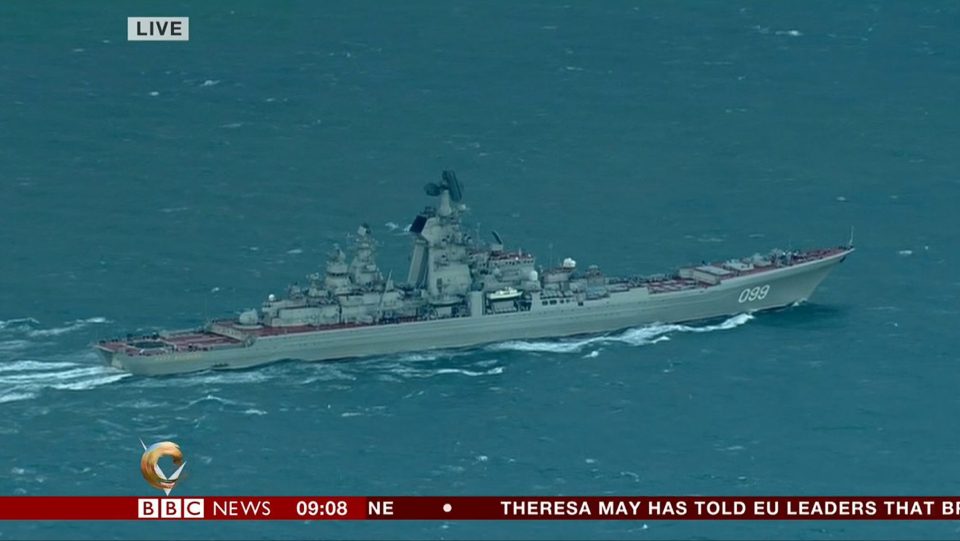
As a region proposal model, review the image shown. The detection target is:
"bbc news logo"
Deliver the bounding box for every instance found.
[127,17,189,41]
[140,439,186,495]
[138,498,205,519]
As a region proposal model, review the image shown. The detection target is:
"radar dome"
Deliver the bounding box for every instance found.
[562,257,577,269]
[528,270,539,282]
[238,309,258,325]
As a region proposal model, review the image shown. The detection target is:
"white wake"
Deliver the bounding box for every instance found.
[488,313,754,354]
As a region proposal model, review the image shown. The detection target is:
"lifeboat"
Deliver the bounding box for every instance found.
[486,287,522,301]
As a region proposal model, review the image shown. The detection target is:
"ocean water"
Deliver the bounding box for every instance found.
[1,1,958,539]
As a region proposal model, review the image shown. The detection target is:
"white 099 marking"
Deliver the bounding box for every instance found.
[738,285,770,303]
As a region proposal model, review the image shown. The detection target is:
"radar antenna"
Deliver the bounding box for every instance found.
[424,182,442,196]
[424,170,464,201]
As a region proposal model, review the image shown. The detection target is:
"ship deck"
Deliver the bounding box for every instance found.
[644,246,849,294]
[97,331,242,357]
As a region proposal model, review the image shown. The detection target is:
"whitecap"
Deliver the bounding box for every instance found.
[0,340,32,352]
[897,250,913,256]
[200,79,220,87]
[0,392,36,404]
[286,248,303,255]
[0,318,40,330]
[27,326,81,337]
[25,317,108,338]
[243,408,267,416]
[183,394,246,408]
[423,367,501,377]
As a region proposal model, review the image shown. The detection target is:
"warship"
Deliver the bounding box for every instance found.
[97,171,853,376]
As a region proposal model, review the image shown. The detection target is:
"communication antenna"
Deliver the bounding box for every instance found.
[847,226,855,248]
[491,230,504,245]
[376,270,392,321]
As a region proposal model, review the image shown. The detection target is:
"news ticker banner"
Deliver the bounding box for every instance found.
[3,497,960,521]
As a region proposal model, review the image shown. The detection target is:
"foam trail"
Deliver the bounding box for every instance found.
[391,366,504,378]
[0,366,108,384]
[0,360,79,374]
[489,313,753,354]
[132,370,275,388]
[396,352,442,362]
[0,352,129,405]
[51,373,130,391]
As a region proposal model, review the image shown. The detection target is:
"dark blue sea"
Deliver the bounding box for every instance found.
[1,1,958,539]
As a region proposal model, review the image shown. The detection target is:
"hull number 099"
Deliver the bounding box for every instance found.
[738,285,770,303]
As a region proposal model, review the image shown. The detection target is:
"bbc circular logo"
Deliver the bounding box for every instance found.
[140,440,186,495]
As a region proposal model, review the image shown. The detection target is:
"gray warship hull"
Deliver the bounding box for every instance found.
[97,247,851,376]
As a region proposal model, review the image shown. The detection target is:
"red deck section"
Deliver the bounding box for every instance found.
[97,331,242,357]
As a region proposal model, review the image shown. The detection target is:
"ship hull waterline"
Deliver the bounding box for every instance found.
[97,250,849,376]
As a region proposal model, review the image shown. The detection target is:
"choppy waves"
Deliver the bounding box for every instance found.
[0,316,108,338]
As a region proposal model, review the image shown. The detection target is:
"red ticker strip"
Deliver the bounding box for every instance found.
[1,496,958,520]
